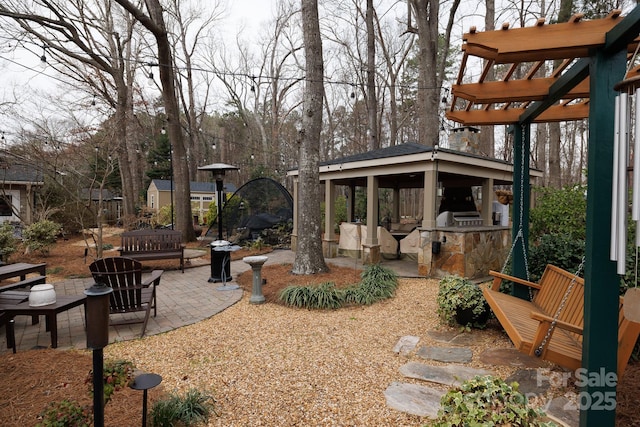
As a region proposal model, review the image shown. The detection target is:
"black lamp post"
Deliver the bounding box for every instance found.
[84,282,113,427]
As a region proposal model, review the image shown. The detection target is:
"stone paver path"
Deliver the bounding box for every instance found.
[386,332,578,427]
[400,361,493,387]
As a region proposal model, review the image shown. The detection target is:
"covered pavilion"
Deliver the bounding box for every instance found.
[445,7,640,426]
[287,141,542,279]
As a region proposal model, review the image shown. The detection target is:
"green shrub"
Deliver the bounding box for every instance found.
[432,375,556,427]
[151,388,216,427]
[348,264,398,305]
[86,359,135,404]
[437,275,489,329]
[278,264,398,309]
[279,281,345,309]
[157,204,174,226]
[530,184,587,241]
[22,219,62,256]
[37,399,91,427]
[0,222,17,262]
[528,233,585,282]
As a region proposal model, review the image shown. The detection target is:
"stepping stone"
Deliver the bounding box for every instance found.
[384,381,445,418]
[417,346,473,363]
[479,348,548,368]
[505,369,551,395]
[427,329,484,346]
[427,330,459,343]
[544,396,579,427]
[393,335,420,355]
[400,361,494,387]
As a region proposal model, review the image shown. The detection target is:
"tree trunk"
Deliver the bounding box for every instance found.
[366,0,379,151]
[116,0,196,241]
[479,0,495,157]
[412,0,439,147]
[292,0,328,275]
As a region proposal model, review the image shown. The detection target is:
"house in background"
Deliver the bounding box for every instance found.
[0,158,44,225]
[146,179,237,224]
[80,188,123,226]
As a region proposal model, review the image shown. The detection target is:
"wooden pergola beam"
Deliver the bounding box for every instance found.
[462,12,623,63]
[445,102,589,125]
[452,77,590,104]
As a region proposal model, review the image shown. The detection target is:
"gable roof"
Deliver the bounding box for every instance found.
[150,179,237,193]
[320,142,432,166]
[0,160,44,184]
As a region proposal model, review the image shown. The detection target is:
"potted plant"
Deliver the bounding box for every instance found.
[437,275,489,328]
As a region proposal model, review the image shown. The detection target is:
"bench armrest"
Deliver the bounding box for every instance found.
[488,270,542,292]
[529,310,583,358]
[530,311,584,335]
[142,270,164,288]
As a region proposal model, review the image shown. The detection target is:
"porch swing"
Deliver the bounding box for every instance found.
[482,75,640,378]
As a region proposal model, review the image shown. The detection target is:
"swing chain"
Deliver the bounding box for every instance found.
[500,123,533,299]
[534,257,585,357]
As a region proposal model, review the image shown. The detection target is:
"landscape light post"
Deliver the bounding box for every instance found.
[84,282,113,427]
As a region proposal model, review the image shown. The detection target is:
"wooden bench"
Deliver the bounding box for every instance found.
[484,264,640,378]
[0,275,47,293]
[119,229,185,273]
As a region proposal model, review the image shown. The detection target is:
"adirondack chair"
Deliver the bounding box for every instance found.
[89,257,163,337]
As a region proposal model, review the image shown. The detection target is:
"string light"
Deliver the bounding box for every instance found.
[39,45,47,70]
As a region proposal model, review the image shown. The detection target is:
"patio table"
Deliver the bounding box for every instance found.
[0,294,86,349]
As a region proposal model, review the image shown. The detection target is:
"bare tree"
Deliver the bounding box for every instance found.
[0,1,146,219]
[365,0,378,151]
[292,0,328,274]
[408,0,460,147]
[114,0,196,241]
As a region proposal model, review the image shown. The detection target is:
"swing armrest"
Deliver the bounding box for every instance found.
[530,311,584,335]
[488,270,542,292]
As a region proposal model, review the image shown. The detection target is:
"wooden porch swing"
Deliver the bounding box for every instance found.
[483,265,640,378]
[446,9,640,386]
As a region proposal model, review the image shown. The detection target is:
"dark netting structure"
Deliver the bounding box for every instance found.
[205,177,293,246]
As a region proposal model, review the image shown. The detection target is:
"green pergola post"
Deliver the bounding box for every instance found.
[581,48,627,427]
[511,122,531,299]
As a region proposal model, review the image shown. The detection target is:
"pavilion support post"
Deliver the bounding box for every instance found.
[363,175,380,264]
[392,187,400,224]
[482,178,493,226]
[581,47,627,427]
[347,183,355,222]
[422,169,437,229]
[511,123,531,299]
[323,180,338,258]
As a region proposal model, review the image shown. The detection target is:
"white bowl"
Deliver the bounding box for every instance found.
[29,284,57,307]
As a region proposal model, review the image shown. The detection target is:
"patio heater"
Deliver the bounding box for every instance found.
[198,163,239,286]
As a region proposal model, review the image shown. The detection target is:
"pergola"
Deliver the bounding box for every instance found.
[445,8,640,426]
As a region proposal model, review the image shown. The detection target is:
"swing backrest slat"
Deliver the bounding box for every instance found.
[532,264,585,342]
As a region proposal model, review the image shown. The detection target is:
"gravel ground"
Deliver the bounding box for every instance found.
[104,277,516,426]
